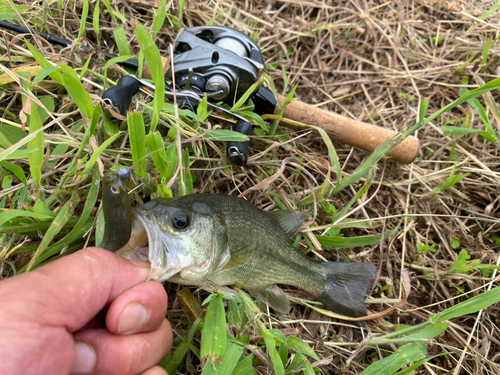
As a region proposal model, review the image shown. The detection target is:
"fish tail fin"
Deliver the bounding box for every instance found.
[315,262,377,317]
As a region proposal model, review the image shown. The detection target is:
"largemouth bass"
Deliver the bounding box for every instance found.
[101,169,377,317]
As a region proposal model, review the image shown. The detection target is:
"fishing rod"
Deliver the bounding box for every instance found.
[0,20,420,165]
[0,20,139,70]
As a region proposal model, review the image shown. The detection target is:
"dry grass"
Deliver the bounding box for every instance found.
[1,0,500,374]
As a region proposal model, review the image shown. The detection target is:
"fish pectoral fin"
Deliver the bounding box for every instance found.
[212,247,231,274]
[268,210,308,240]
[218,246,256,271]
[251,285,291,314]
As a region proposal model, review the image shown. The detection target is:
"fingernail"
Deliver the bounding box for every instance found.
[118,302,149,334]
[71,342,96,374]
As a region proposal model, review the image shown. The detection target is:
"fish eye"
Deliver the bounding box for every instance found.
[172,211,190,230]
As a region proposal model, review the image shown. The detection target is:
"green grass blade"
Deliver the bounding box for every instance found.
[0,2,29,21]
[0,217,84,235]
[165,143,178,183]
[366,323,448,345]
[200,293,227,363]
[230,78,264,113]
[33,66,60,84]
[1,148,35,162]
[145,131,168,177]
[286,336,320,361]
[27,101,43,186]
[360,343,427,375]
[0,210,52,227]
[178,150,193,196]
[197,94,209,121]
[114,27,132,56]
[135,24,165,132]
[152,0,167,40]
[316,126,342,184]
[204,129,249,142]
[433,165,469,193]
[393,352,454,375]
[25,40,63,84]
[62,72,94,118]
[423,77,500,125]
[0,160,27,186]
[127,112,147,177]
[21,165,101,269]
[441,126,496,142]
[317,226,398,250]
[37,96,55,125]
[177,0,186,29]
[300,358,315,375]
[103,114,119,136]
[201,342,245,375]
[101,0,118,27]
[332,169,374,222]
[26,191,79,271]
[19,229,91,272]
[458,88,498,142]
[162,317,202,374]
[76,0,89,48]
[0,130,13,148]
[261,326,285,375]
[432,285,500,322]
[92,0,100,39]
[78,105,102,157]
[83,132,121,174]
[269,83,297,136]
[231,354,256,375]
[102,55,135,88]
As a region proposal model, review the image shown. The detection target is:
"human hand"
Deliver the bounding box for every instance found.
[0,247,173,375]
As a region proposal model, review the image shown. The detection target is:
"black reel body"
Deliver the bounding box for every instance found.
[167,26,263,105]
[102,26,277,165]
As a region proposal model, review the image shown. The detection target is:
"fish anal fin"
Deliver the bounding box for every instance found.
[268,210,308,240]
[251,285,291,314]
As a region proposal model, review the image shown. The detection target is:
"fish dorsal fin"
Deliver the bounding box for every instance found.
[251,285,291,314]
[268,210,308,240]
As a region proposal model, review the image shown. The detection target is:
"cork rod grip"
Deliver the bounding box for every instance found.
[276,95,420,164]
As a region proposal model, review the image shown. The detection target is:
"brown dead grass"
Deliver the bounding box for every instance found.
[1,0,500,374]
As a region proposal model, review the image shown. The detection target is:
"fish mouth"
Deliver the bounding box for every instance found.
[114,209,183,282]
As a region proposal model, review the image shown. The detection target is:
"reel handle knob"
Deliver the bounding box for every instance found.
[227,120,252,166]
[102,76,140,118]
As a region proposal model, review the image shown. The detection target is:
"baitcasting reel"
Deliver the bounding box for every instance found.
[102,25,277,166]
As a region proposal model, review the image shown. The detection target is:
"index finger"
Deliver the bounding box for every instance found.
[0,247,151,332]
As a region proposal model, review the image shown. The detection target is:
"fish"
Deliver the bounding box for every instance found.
[101,169,377,317]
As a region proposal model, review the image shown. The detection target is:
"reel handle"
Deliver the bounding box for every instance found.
[274,95,420,164]
[227,120,252,166]
[102,75,140,118]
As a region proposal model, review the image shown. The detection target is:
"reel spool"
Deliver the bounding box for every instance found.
[167,26,263,105]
